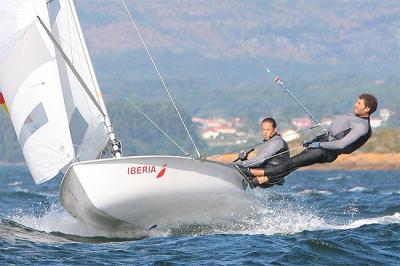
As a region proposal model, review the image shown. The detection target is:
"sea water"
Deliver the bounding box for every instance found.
[0,165,399,265]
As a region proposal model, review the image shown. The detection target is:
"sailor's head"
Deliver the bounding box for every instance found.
[261,117,277,140]
[354,94,378,117]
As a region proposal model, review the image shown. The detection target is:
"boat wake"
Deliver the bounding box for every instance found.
[4,193,400,243]
[5,204,156,243]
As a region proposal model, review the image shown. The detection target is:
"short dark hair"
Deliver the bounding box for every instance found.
[261,117,276,128]
[359,94,378,115]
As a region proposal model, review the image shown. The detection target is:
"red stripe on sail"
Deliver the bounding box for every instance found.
[0,92,5,104]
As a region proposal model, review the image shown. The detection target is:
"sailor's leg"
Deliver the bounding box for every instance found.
[246,149,339,189]
[234,165,277,189]
[251,172,288,188]
[234,164,257,188]
[263,160,292,178]
[290,148,338,168]
[248,168,264,176]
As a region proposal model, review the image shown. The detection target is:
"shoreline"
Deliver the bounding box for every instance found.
[208,152,400,171]
[302,152,400,171]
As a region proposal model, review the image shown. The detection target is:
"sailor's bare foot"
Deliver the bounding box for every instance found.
[249,168,264,176]
[256,176,269,185]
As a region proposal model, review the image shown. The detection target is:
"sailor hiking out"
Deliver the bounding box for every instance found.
[236,93,378,189]
[234,117,289,188]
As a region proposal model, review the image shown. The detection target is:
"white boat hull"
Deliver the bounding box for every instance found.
[60,156,251,231]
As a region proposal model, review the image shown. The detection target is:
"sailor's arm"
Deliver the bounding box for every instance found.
[320,123,368,150]
[240,138,284,167]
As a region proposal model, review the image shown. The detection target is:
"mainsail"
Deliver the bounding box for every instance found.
[0,1,108,183]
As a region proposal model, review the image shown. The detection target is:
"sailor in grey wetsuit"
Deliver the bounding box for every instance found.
[234,117,289,188]
[240,93,378,189]
[235,134,289,169]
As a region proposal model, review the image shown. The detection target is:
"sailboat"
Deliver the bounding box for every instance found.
[0,1,250,232]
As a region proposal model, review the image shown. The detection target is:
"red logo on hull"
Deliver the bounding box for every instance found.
[156,164,167,178]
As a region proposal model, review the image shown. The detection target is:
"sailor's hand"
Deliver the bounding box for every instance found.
[302,139,314,147]
[238,151,247,161]
[239,148,255,161]
[308,142,321,149]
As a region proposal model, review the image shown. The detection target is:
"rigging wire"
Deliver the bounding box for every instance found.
[240,41,328,133]
[120,0,202,158]
[244,144,304,168]
[114,88,190,156]
[123,96,190,156]
[208,124,322,160]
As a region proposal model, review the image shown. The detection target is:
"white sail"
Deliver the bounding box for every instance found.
[0,1,75,183]
[48,0,108,161]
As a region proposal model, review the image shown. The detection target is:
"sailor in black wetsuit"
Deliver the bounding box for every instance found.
[239,93,378,189]
[234,117,289,188]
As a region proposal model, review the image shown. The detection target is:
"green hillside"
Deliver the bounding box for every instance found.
[359,128,400,153]
[1,69,399,163]
[100,73,400,129]
[0,100,205,162]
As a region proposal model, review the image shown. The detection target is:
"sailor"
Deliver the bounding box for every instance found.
[238,93,378,188]
[234,117,289,188]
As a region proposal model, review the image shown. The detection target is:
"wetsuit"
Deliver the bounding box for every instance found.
[236,134,289,168]
[235,134,289,187]
[263,114,372,179]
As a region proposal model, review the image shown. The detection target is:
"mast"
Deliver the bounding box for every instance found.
[65,0,121,158]
[37,14,122,158]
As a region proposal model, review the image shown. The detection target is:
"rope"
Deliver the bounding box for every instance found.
[120,0,202,158]
[209,124,322,160]
[244,145,303,168]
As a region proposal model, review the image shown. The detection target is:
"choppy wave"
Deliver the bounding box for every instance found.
[7,204,153,242]
[298,189,333,196]
[7,181,22,186]
[347,186,368,192]
[334,213,400,230]
[1,170,399,245]
[5,197,399,243]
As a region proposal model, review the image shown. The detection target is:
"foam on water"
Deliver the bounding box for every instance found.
[7,181,22,186]
[10,204,152,240]
[218,204,400,237]
[229,204,328,235]
[7,188,400,241]
[12,204,102,235]
[214,190,400,236]
[347,186,367,192]
[333,212,400,230]
[327,174,344,181]
[298,189,333,196]
[326,173,354,181]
